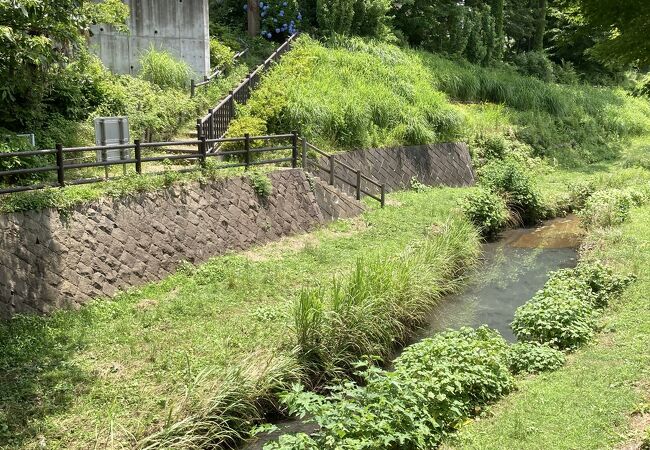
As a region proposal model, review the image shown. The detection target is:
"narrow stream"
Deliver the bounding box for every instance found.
[245,216,583,448]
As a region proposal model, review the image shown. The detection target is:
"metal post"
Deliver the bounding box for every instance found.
[380,184,386,208]
[356,170,362,200]
[244,133,251,170]
[291,131,298,168]
[199,135,207,168]
[134,139,142,174]
[329,155,335,186]
[56,144,65,187]
[301,138,308,169]
[191,79,196,98]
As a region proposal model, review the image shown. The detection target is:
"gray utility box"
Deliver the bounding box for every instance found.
[94,117,131,162]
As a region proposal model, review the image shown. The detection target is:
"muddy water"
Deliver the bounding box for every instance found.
[244,216,583,448]
[418,215,582,342]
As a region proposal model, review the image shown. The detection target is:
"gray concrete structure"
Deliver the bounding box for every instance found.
[89,0,210,77]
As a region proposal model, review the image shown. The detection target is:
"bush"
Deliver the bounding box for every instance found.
[259,0,301,39]
[267,327,514,449]
[479,158,542,224]
[0,133,52,185]
[567,179,596,210]
[578,189,634,229]
[512,51,555,83]
[461,188,510,239]
[511,287,597,350]
[210,38,235,71]
[506,342,566,375]
[139,47,193,90]
[633,73,650,98]
[568,262,635,309]
[248,171,273,198]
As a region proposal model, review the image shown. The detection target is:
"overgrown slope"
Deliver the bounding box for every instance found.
[230,36,650,167]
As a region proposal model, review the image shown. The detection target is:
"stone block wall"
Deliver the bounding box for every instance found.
[310,143,475,198]
[0,169,343,317]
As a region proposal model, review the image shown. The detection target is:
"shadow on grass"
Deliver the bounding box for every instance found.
[0,313,95,447]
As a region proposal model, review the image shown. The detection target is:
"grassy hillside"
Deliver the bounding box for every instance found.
[231,36,650,167]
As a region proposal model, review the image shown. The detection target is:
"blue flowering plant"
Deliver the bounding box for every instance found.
[249,0,301,39]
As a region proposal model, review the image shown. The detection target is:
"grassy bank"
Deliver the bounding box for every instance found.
[0,187,477,449]
[441,174,650,449]
[231,36,650,167]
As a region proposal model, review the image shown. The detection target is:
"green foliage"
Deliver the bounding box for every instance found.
[0,133,52,185]
[511,286,597,350]
[248,171,273,198]
[267,327,514,449]
[549,263,637,309]
[634,74,650,98]
[0,1,128,130]
[461,188,510,239]
[260,0,301,39]
[506,342,566,375]
[479,158,542,224]
[294,218,480,383]
[512,51,555,82]
[578,189,635,229]
[139,47,193,91]
[315,0,390,37]
[567,179,596,210]
[210,38,236,71]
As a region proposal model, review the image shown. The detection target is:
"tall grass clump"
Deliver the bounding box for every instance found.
[294,218,481,384]
[138,353,303,450]
[139,47,193,91]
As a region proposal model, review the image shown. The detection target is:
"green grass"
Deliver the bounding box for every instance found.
[443,179,650,450]
[233,36,650,167]
[0,186,475,449]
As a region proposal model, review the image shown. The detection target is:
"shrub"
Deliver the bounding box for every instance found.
[259,0,301,39]
[139,47,192,90]
[461,188,510,239]
[512,51,555,82]
[0,133,52,185]
[567,179,596,210]
[210,38,235,71]
[511,288,597,350]
[479,158,542,224]
[248,171,273,198]
[569,262,636,308]
[578,189,634,229]
[633,73,650,98]
[506,342,566,375]
[267,327,514,449]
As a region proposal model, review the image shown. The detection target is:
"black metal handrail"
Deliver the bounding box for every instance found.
[197,33,299,152]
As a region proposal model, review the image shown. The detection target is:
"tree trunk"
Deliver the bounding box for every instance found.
[492,0,504,59]
[533,0,547,51]
[247,0,260,37]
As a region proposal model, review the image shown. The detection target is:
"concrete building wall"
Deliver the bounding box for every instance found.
[89,0,210,77]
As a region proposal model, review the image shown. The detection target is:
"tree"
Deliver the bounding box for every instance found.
[247,0,260,37]
[533,0,547,51]
[0,0,128,130]
[492,0,505,58]
[578,0,650,66]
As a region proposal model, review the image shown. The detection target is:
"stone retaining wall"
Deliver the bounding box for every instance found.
[0,169,353,317]
[311,143,475,197]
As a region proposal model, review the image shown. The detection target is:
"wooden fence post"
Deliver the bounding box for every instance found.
[356,170,362,200]
[190,79,196,98]
[244,133,251,170]
[381,184,386,208]
[199,135,207,167]
[301,138,307,169]
[134,139,142,174]
[208,109,214,139]
[56,144,65,187]
[291,131,298,168]
[329,155,335,186]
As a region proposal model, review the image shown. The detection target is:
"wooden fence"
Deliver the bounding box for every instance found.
[0,134,385,207]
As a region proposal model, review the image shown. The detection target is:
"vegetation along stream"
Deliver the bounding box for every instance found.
[246,215,584,448]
